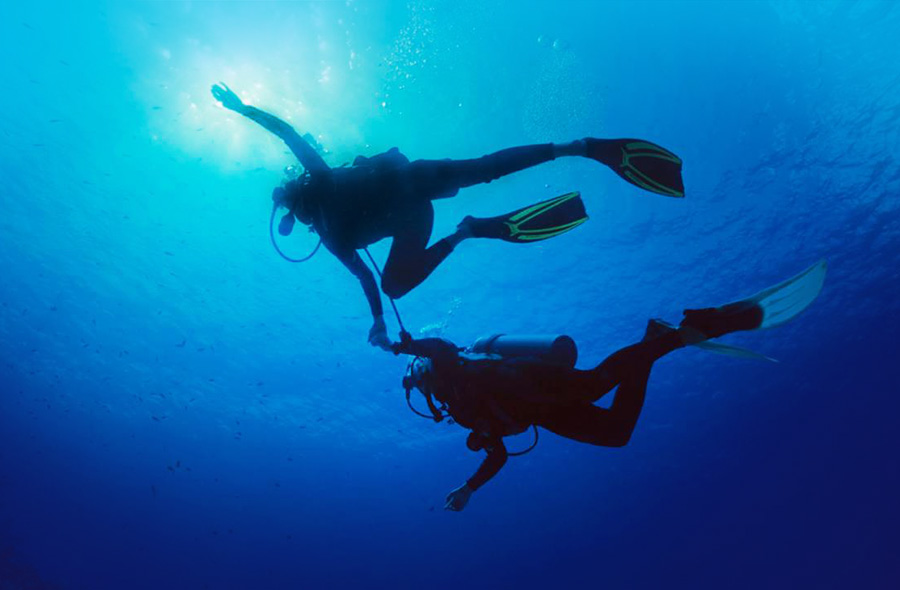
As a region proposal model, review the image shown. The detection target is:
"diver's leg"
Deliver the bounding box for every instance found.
[586,328,684,397]
[380,201,459,299]
[535,324,686,446]
[537,367,653,448]
[405,144,561,199]
[554,304,764,403]
[537,295,772,446]
[405,137,685,200]
[553,325,685,406]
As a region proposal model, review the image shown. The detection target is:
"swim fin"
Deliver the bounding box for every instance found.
[677,260,828,360]
[649,319,778,362]
[585,138,685,198]
[461,191,588,243]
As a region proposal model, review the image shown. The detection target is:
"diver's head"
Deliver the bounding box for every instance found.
[272,173,316,235]
[403,357,434,394]
[403,357,445,423]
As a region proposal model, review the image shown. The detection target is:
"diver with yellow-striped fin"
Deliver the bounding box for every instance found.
[212,82,684,349]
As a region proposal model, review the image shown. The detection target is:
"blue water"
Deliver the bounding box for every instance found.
[1,1,898,588]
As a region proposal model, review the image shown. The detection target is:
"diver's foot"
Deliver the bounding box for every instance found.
[455,217,476,240]
[642,318,677,343]
[583,138,617,165]
[679,303,764,344]
[457,215,506,240]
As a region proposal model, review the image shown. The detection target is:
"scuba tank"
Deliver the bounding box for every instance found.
[402,334,578,418]
[467,334,578,368]
[465,334,578,456]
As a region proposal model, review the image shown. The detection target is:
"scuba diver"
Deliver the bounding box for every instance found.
[211,83,685,350]
[393,261,827,511]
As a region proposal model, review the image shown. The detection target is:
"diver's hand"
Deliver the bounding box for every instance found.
[444,483,473,512]
[211,82,246,113]
[368,316,392,351]
[390,330,413,355]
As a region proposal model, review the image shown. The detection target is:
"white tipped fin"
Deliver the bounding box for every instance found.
[694,341,779,363]
[669,260,826,361]
[743,260,828,329]
[652,319,775,362]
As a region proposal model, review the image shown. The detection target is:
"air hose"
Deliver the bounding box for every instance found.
[362,247,407,335]
[269,204,322,263]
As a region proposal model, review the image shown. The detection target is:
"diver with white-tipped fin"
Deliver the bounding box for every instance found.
[393,261,827,511]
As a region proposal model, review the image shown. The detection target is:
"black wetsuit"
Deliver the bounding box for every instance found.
[301,144,558,316]
[396,331,685,491]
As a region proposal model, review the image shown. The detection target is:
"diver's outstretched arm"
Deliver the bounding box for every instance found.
[211,83,330,173]
[241,105,330,172]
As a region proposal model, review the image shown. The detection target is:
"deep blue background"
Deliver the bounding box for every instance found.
[1,1,898,588]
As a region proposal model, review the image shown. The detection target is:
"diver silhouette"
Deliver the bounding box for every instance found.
[212,83,684,350]
[393,261,827,511]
